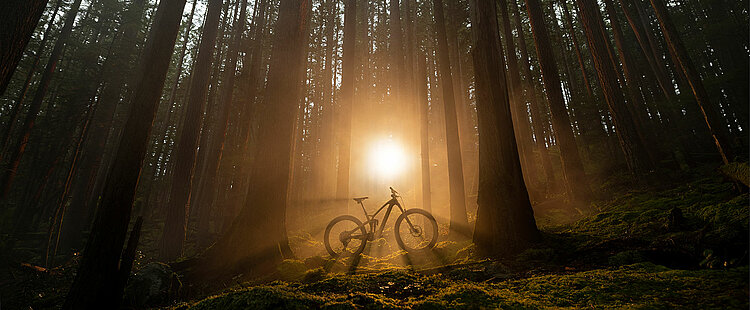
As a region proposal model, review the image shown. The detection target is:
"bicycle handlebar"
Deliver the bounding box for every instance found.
[389,187,399,198]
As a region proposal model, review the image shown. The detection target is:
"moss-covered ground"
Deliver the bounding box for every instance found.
[172,168,749,309]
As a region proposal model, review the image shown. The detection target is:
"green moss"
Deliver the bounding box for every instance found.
[187,264,748,309]
[608,250,646,266]
[189,286,327,310]
[277,259,308,281]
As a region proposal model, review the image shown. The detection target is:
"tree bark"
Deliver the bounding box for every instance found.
[195,0,248,249]
[0,0,62,152]
[469,0,540,256]
[159,0,223,261]
[0,0,83,199]
[189,0,311,282]
[648,0,734,164]
[417,55,432,213]
[525,0,591,202]
[433,0,469,237]
[0,0,50,96]
[63,0,188,308]
[59,0,146,254]
[574,0,653,175]
[498,0,537,188]
[336,0,356,203]
[510,0,555,189]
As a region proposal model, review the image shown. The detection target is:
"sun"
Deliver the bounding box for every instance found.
[369,138,408,179]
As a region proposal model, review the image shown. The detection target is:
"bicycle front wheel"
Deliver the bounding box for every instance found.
[324,215,368,257]
[394,209,438,253]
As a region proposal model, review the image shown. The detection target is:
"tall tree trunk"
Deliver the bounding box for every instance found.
[159,0,223,261]
[433,0,469,237]
[498,0,537,191]
[336,0,356,204]
[0,0,84,199]
[417,55,432,213]
[574,0,653,175]
[1,0,62,152]
[189,0,311,282]
[559,0,607,144]
[510,0,555,190]
[469,0,540,256]
[618,0,677,110]
[0,0,50,96]
[648,0,734,164]
[59,0,147,254]
[390,0,405,98]
[195,0,249,248]
[63,0,188,308]
[525,0,591,202]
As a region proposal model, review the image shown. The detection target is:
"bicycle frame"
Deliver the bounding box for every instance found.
[356,196,405,240]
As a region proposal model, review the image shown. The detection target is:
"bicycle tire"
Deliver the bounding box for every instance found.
[394,209,438,253]
[324,215,368,257]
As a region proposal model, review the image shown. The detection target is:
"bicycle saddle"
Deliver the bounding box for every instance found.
[352,196,368,203]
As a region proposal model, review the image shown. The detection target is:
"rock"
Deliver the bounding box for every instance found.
[123,262,181,307]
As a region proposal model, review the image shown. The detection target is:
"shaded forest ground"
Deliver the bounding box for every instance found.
[1,164,748,309]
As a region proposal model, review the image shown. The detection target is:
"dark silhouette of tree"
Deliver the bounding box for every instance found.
[525,0,591,202]
[469,0,540,256]
[159,0,223,261]
[188,0,312,282]
[574,0,653,175]
[0,0,83,199]
[0,0,62,152]
[59,0,147,254]
[433,0,469,237]
[498,0,536,186]
[194,0,249,248]
[648,0,734,164]
[63,0,189,307]
[510,0,555,190]
[0,0,50,96]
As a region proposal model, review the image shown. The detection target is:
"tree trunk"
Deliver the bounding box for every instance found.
[63,0,188,308]
[417,55,432,213]
[59,0,147,254]
[159,0,223,261]
[0,0,84,199]
[525,0,591,202]
[559,0,608,144]
[0,0,50,96]
[1,0,62,152]
[433,0,469,237]
[498,0,537,189]
[648,0,734,164]
[510,0,555,190]
[574,0,653,175]
[336,0,356,203]
[189,0,311,282]
[195,0,249,249]
[469,0,540,256]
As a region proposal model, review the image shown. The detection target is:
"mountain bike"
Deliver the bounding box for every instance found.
[324,187,438,257]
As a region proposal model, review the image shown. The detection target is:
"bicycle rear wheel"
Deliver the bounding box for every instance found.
[324,215,368,257]
[394,209,438,253]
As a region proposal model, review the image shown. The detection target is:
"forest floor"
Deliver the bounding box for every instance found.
[1,165,748,309]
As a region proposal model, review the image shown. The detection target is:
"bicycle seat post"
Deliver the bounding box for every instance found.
[358,200,369,218]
